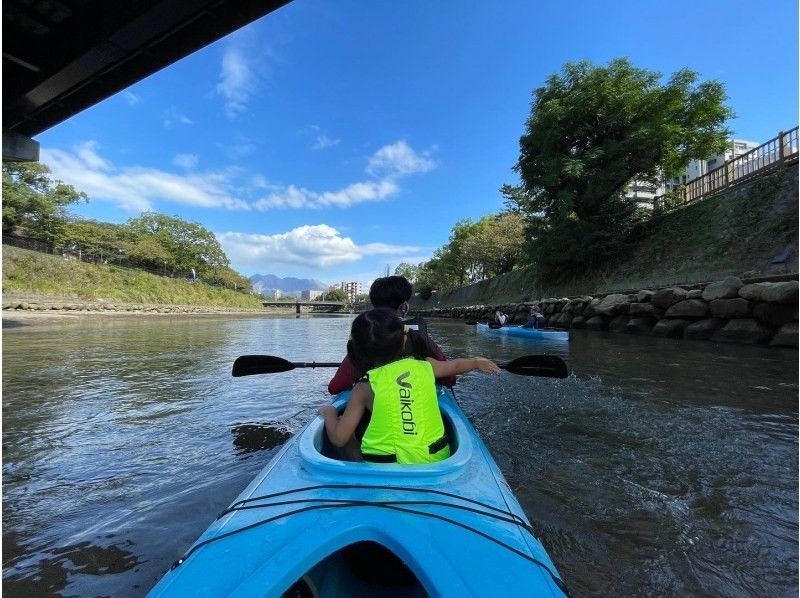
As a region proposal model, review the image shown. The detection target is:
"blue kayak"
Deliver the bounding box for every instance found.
[477,322,570,341]
[148,387,568,597]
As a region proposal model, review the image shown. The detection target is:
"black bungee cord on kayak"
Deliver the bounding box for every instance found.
[223,483,531,528]
[171,486,571,597]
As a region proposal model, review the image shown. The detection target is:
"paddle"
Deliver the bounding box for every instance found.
[232,354,569,379]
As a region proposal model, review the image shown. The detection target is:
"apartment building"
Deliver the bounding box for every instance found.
[300,289,322,300]
[666,139,760,191]
[339,281,362,303]
[626,138,762,206]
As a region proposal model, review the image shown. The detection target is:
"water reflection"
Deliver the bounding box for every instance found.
[230,422,292,455]
[4,537,140,597]
[2,314,796,597]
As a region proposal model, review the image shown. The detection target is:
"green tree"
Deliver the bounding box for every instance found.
[394,262,420,283]
[125,212,230,274]
[515,58,732,276]
[58,219,128,261]
[200,266,252,292]
[469,212,527,277]
[2,161,87,243]
[322,288,348,302]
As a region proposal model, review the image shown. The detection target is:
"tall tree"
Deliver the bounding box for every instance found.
[515,58,733,275]
[125,212,230,273]
[58,219,128,261]
[2,161,87,243]
[394,262,420,284]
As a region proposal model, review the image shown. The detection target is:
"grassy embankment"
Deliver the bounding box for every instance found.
[416,165,798,308]
[2,245,265,309]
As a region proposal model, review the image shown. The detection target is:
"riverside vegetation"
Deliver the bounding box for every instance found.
[411,166,798,348]
[3,246,265,312]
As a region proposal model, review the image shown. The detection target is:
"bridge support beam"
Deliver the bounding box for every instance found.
[296,302,301,314]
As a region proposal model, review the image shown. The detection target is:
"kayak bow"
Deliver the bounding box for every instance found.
[148,388,569,597]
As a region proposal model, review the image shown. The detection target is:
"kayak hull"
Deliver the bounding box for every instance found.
[477,322,570,341]
[148,388,566,597]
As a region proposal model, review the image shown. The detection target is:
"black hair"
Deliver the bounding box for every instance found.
[348,307,405,375]
[369,276,413,310]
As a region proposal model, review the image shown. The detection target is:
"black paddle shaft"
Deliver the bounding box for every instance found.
[232,354,569,379]
[232,355,339,377]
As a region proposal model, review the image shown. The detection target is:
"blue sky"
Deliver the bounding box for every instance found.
[38,0,799,286]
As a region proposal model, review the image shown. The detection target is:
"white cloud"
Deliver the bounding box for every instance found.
[173,153,198,169]
[39,138,438,215]
[122,91,141,106]
[300,125,341,151]
[217,46,255,119]
[253,179,399,210]
[217,225,420,269]
[366,140,437,178]
[312,134,341,151]
[163,107,194,128]
[41,143,249,213]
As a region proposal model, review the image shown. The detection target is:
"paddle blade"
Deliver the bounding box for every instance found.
[232,355,295,377]
[501,355,569,378]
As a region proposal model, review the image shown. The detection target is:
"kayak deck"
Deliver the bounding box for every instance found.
[477,322,570,341]
[148,389,567,597]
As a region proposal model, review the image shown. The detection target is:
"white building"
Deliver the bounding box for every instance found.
[625,178,665,208]
[625,138,763,206]
[301,289,322,300]
[273,289,281,299]
[666,139,760,191]
[339,281,362,302]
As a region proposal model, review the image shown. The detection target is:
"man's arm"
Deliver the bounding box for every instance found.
[328,355,356,395]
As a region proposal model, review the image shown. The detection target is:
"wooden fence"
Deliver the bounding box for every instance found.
[653,126,799,211]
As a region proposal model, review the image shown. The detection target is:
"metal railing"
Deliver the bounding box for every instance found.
[653,126,798,211]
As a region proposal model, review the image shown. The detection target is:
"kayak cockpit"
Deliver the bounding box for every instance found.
[283,541,427,598]
[298,388,473,475]
[317,407,459,461]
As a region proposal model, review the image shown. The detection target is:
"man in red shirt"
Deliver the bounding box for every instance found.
[327,276,456,394]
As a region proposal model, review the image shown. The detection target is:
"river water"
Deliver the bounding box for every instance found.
[2,315,797,596]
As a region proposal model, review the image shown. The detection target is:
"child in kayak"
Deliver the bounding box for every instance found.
[327,275,455,394]
[320,308,500,464]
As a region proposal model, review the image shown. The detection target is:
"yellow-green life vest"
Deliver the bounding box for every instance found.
[361,357,450,464]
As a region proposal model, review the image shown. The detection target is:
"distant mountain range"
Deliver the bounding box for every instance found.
[249,274,329,295]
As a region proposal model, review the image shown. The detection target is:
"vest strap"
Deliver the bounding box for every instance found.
[428,435,449,455]
[362,452,397,463]
[363,434,449,463]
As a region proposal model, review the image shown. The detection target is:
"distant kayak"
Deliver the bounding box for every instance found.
[148,387,569,597]
[477,322,570,341]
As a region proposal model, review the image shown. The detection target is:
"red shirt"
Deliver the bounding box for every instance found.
[327,337,456,394]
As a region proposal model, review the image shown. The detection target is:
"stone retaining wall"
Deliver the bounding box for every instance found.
[416,276,798,348]
[1,298,268,314]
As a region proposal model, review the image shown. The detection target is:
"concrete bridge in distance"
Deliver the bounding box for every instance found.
[261,300,370,314]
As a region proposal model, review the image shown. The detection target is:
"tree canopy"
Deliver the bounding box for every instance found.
[321,288,348,302]
[413,211,527,295]
[2,161,87,243]
[513,58,733,277]
[3,161,251,292]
